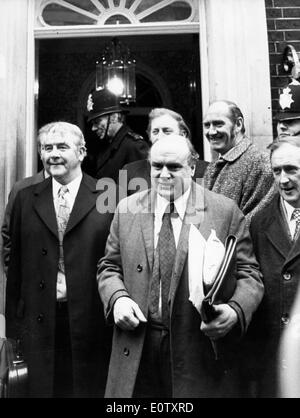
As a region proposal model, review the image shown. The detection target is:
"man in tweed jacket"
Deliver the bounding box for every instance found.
[203,100,275,225]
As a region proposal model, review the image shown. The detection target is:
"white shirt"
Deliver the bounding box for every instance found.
[154,186,191,249]
[52,173,83,301]
[52,174,82,214]
[282,198,300,238]
[153,187,191,319]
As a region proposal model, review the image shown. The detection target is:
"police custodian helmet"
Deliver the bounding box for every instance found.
[275,80,300,121]
[86,88,129,122]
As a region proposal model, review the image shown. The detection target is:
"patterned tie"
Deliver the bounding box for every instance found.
[150,203,176,327]
[292,209,300,241]
[57,185,70,273]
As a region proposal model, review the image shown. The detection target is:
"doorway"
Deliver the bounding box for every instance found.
[37,33,202,172]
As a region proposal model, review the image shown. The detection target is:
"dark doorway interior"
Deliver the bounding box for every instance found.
[37,33,202,172]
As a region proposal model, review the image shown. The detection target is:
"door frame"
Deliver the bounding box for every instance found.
[28,4,208,175]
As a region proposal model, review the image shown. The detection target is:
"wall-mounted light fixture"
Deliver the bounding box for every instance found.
[282,44,300,81]
[95,37,136,104]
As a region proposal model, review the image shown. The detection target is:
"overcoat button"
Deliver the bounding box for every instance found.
[281,314,290,325]
[137,264,143,272]
[283,273,291,281]
[42,248,47,255]
[123,348,130,356]
[37,314,44,323]
[39,280,45,289]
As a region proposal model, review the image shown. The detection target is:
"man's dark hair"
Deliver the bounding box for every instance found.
[217,100,246,134]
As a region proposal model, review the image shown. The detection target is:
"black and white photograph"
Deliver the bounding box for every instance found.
[0,0,300,403]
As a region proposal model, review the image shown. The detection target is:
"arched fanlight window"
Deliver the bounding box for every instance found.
[36,0,197,27]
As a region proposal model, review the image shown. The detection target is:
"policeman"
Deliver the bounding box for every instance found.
[86,88,149,182]
[275,80,300,139]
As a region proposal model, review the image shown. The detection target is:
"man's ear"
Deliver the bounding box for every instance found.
[110,113,120,123]
[190,164,196,177]
[235,117,243,133]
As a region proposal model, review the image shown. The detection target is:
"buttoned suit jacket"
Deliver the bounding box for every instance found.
[5,174,113,397]
[249,194,300,397]
[98,181,264,398]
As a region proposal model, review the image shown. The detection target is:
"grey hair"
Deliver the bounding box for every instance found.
[268,136,300,157]
[38,121,87,157]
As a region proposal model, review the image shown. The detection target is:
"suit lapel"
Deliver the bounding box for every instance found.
[261,196,300,268]
[65,175,97,235]
[169,183,207,310]
[33,178,58,238]
[264,197,292,259]
[285,230,300,267]
[139,190,155,270]
[33,175,98,239]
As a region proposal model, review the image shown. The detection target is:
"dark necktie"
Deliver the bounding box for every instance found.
[150,203,176,327]
[292,209,300,241]
[213,157,226,177]
[205,157,226,189]
[56,186,70,273]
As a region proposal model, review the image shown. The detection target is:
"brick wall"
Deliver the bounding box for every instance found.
[266,0,300,134]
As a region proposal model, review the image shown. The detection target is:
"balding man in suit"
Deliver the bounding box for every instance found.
[120,108,208,197]
[97,134,263,398]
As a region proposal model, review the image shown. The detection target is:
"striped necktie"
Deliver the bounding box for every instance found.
[292,209,300,241]
[149,202,176,327]
[57,185,70,273]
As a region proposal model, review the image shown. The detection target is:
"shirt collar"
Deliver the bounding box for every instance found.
[282,197,300,221]
[52,173,83,199]
[155,186,191,221]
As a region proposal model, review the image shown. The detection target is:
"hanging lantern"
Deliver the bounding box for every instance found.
[96,38,136,104]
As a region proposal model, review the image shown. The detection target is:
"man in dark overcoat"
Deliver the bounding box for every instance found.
[5,122,113,397]
[97,134,264,398]
[249,136,300,397]
[86,88,149,182]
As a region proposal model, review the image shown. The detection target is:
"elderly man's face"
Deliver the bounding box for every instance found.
[277,119,300,138]
[40,133,84,185]
[150,136,195,201]
[149,114,181,144]
[203,102,237,155]
[272,142,300,208]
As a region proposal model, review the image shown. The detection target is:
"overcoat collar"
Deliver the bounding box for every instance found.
[33,174,98,239]
[96,124,130,172]
[261,194,300,265]
[221,136,252,163]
